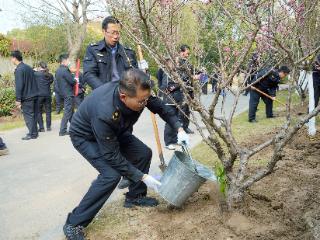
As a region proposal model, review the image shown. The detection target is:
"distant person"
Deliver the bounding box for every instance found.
[161,58,183,150]
[0,137,9,156]
[35,61,54,131]
[55,54,76,136]
[312,54,320,107]
[11,50,39,140]
[248,66,290,122]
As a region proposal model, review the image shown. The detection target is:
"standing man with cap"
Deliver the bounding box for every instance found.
[11,50,39,140]
[55,54,76,136]
[83,16,147,90]
[63,69,189,240]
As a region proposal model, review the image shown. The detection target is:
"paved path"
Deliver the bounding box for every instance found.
[0,92,248,240]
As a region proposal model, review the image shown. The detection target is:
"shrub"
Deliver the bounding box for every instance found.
[0,87,16,117]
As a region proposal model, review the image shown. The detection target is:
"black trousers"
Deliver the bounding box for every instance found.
[60,96,74,134]
[164,105,178,146]
[181,104,190,130]
[21,97,39,138]
[55,93,64,113]
[67,132,152,227]
[314,81,320,107]
[74,94,84,109]
[38,96,52,130]
[248,89,273,121]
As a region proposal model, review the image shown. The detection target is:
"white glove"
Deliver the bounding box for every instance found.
[142,174,161,192]
[177,130,189,146]
[138,60,149,70]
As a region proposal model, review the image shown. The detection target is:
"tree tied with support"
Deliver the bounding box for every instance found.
[105,0,320,208]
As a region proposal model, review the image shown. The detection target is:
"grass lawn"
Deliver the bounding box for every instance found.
[0,112,63,131]
[191,90,307,168]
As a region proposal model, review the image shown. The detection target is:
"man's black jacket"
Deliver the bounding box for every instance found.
[35,70,54,97]
[55,65,76,98]
[14,62,39,101]
[83,40,138,89]
[69,82,181,182]
[254,67,280,97]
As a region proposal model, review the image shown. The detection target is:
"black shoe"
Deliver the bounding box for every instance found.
[59,132,69,136]
[38,128,45,132]
[184,128,194,134]
[124,196,159,208]
[249,119,258,123]
[63,224,85,240]
[47,127,52,131]
[267,115,277,119]
[118,177,132,189]
[22,135,37,140]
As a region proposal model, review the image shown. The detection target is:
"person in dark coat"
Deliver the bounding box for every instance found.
[176,44,199,134]
[55,53,76,136]
[62,69,189,240]
[10,50,39,140]
[83,16,147,90]
[35,61,54,131]
[248,66,290,122]
[312,54,320,107]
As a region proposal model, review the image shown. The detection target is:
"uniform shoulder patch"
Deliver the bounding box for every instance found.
[112,110,120,121]
[90,42,98,46]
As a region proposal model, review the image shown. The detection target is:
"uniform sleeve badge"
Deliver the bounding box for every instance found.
[112,110,120,121]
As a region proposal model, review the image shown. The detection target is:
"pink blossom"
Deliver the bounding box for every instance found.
[223,47,231,53]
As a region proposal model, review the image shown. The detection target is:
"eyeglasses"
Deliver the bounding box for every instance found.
[106,31,120,36]
[137,97,149,106]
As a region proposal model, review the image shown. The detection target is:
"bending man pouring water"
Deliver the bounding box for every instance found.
[63,69,189,240]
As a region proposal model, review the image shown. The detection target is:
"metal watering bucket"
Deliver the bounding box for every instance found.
[159,145,216,207]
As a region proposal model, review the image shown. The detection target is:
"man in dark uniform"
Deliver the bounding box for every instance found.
[84,16,146,90]
[11,50,39,140]
[312,54,320,107]
[55,54,76,136]
[63,69,188,240]
[74,72,86,108]
[248,65,290,122]
[160,58,183,150]
[176,44,197,134]
[35,61,54,131]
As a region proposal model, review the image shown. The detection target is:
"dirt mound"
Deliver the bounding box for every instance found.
[86,129,320,240]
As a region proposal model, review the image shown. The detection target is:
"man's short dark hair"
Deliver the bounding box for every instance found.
[39,61,47,69]
[279,65,290,74]
[102,16,120,30]
[10,50,23,62]
[180,44,190,53]
[119,69,151,97]
[59,53,69,63]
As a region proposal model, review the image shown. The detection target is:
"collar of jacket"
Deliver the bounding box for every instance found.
[98,40,127,57]
[113,85,136,116]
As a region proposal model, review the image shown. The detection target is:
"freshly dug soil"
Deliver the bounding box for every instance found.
[86,129,320,240]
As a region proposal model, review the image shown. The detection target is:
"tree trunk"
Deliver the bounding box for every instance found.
[226,184,245,209]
